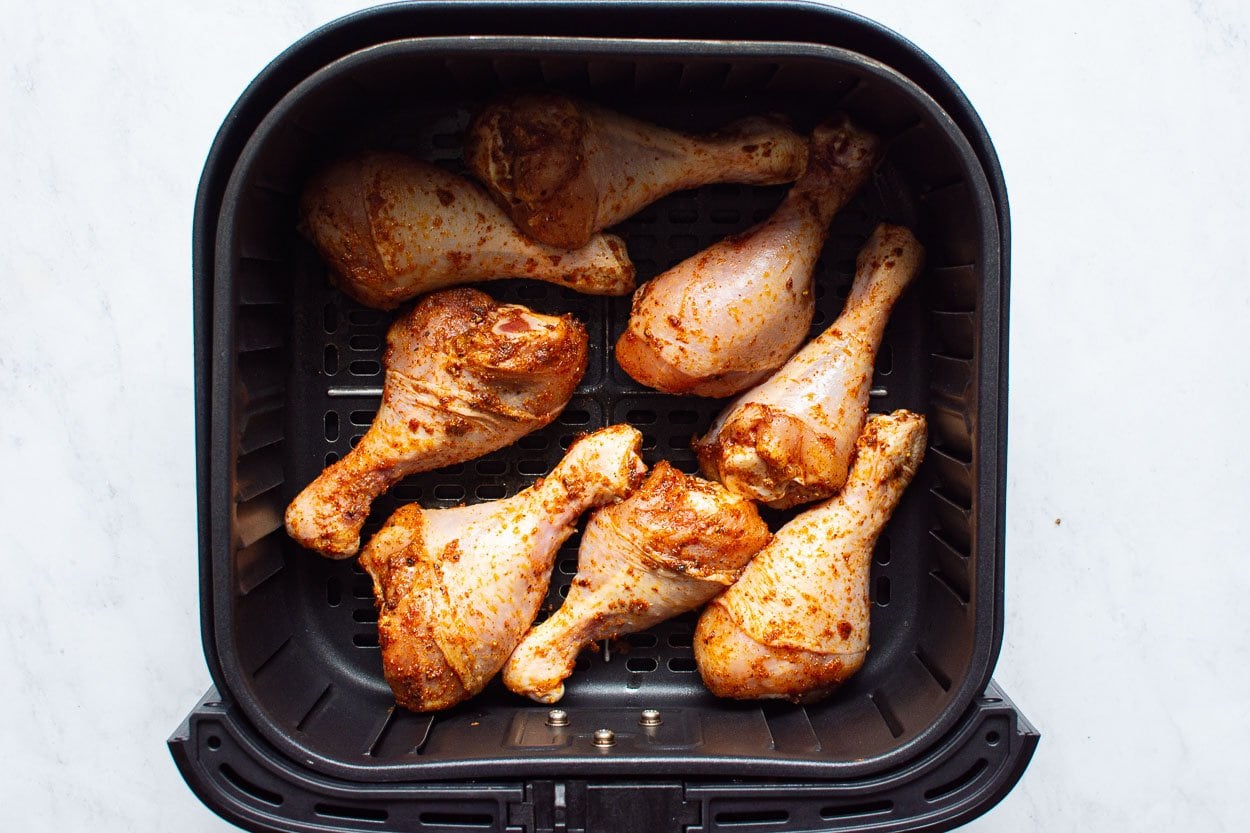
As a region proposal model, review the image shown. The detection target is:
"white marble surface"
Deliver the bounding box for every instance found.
[3,0,1249,829]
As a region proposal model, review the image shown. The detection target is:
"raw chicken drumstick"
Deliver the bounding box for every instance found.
[695,224,923,509]
[300,151,635,309]
[503,461,770,703]
[615,115,881,397]
[285,288,587,559]
[358,425,646,712]
[694,410,927,702]
[465,92,808,249]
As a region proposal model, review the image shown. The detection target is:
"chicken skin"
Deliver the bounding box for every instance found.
[285,288,587,559]
[695,224,923,508]
[694,410,926,702]
[300,151,635,308]
[615,115,881,397]
[465,92,808,249]
[503,461,770,703]
[358,425,646,712]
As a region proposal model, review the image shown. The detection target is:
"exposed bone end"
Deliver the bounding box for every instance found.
[502,636,572,704]
[556,233,637,296]
[284,456,376,559]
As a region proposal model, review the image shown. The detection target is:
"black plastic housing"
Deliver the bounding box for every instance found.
[174,3,1034,831]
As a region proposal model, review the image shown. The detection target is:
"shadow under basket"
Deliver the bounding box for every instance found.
[172,4,1035,832]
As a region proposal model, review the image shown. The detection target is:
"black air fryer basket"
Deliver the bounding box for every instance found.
[171,4,1037,831]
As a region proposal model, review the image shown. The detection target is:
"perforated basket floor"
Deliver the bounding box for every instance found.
[208,36,1003,783]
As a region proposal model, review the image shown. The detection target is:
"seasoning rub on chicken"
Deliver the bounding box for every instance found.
[615,115,882,397]
[695,224,923,509]
[300,151,635,309]
[285,288,587,559]
[466,92,807,249]
[694,410,927,702]
[504,461,770,703]
[359,425,646,712]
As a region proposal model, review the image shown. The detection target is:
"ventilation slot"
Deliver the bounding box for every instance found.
[433,483,466,502]
[236,534,284,596]
[874,576,891,606]
[714,808,790,826]
[236,499,283,549]
[218,764,283,806]
[235,446,284,501]
[315,803,388,822]
[628,633,658,648]
[915,646,953,691]
[238,350,284,405]
[930,569,970,607]
[875,343,893,375]
[515,458,548,476]
[931,488,972,551]
[930,265,978,312]
[626,657,658,672]
[419,811,494,828]
[870,690,904,738]
[820,800,893,819]
[924,758,989,801]
[930,353,972,401]
[239,407,283,454]
[296,685,334,731]
[250,636,293,677]
[349,359,381,376]
[932,310,975,358]
[668,657,697,673]
[928,446,973,506]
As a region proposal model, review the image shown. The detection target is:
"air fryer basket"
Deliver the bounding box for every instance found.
[210,35,998,781]
[174,4,1036,831]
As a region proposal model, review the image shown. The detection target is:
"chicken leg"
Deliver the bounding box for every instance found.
[285,288,588,559]
[503,461,770,703]
[359,424,646,711]
[693,410,927,702]
[694,224,923,508]
[465,92,808,249]
[615,115,881,397]
[300,151,635,309]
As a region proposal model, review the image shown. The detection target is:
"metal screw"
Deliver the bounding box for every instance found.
[592,729,616,748]
[639,709,663,727]
[546,709,569,727]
